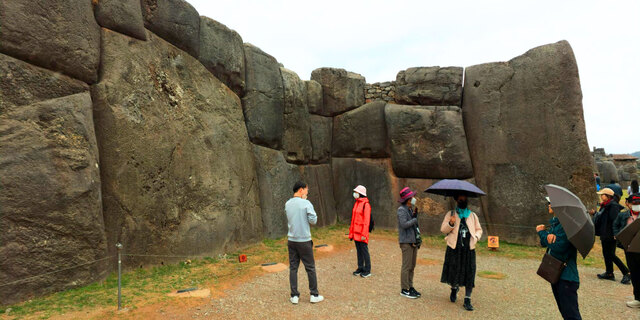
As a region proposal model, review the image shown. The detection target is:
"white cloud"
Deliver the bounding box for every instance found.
[189,0,640,154]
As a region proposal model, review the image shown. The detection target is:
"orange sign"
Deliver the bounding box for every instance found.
[238,254,247,263]
[488,236,499,248]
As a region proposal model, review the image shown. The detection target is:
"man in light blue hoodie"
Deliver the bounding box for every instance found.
[286,181,324,305]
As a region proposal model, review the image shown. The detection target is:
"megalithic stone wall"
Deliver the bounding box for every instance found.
[0,0,597,305]
[462,41,596,244]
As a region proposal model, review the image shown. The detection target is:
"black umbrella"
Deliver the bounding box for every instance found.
[424,179,486,198]
[616,219,640,253]
[544,184,595,259]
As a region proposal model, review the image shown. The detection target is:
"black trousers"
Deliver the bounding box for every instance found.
[601,239,629,275]
[626,251,640,300]
[288,240,319,297]
[355,240,371,273]
[551,279,582,320]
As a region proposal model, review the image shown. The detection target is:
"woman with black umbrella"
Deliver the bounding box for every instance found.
[440,193,483,311]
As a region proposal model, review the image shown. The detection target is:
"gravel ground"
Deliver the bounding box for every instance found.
[167,236,639,319]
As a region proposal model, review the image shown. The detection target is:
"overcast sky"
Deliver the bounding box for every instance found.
[190,0,639,154]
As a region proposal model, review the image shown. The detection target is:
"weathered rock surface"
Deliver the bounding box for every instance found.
[92,30,263,266]
[462,40,596,244]
[596,161,619,184]
[385,104,473,179]
[141,0,200,57]
[299,165,338,227]
[242,43,284,149]
[395,67,463,106]
[305,80,323,115]
[94,0,147,40]
[0,53,88,112]
[332,101,389,158]
[309,115,332,164]
[199,17,245,97]
[310,68,365,116]
[281,68,311,164]
[331,158,397,228]
[253,145,302,238]
[0,93,106,305]
[0,0,100,83]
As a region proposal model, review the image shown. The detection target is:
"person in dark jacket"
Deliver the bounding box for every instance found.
[591,188,630,282]
[537,196,582,320]
[614,193,640,308]
[607,180,623,203]
[595,173,601,191]
[397,187,421,299]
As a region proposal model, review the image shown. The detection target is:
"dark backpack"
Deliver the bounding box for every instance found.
[365,202,375,232]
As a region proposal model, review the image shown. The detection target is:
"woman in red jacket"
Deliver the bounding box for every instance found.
[349,185,372,278]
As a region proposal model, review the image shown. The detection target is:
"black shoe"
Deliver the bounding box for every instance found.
[409,287,421,297]
[622,274,632,285]
[463,298,474,311]
[353,269,362,276]
[360,272,371,278]
[597,272,615,280]
[401,289,418,299]
[450,287,459,302]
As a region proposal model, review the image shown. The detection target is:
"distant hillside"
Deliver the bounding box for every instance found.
[633,151,640,158]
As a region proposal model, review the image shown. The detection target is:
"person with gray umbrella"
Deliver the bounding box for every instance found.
[536,195,582,320]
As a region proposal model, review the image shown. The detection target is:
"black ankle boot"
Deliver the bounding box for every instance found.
[450,287,459,302]
[464,297,474,311]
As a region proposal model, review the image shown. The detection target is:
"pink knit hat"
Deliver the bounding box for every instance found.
[353,185,367,197]
[398,187,416,203]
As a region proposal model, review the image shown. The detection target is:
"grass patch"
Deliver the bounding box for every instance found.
[478,270,507,280]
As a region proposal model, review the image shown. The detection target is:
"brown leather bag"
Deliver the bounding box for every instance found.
[537,250,567,284]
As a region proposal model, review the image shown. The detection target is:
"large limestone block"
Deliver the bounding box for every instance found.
[332,101,389,158]
[92,30,263,266]
[596,161,619,184]
[305,80,323,115]
[242,43,284,149]
[309,115,332,164]
[385,104,473,179]
[94,0,147,40]
[0,93,106,304]
[310,68,365,116]
[299,165,338,227]
[253,145,302,238]
[198,17,245,97]
[0,53,88,112]
[331,158,397,228]
[395,67,463,106]
[0,0,100,83]
[281,68,311,164]
[462,40,596,244]
[141,0,200,57]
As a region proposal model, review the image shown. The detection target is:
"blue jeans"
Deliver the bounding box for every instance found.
[551,279,581,320]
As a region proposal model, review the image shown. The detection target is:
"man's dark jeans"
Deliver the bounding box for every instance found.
[288,240,319,297]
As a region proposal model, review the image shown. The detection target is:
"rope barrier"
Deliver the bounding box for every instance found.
[0,256,113,288]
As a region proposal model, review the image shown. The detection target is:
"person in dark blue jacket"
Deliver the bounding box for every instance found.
[537,197,582,320]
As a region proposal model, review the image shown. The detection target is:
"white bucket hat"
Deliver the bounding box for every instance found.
[353,185,367,197]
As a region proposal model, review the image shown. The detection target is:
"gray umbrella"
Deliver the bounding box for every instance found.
[616,219,640,253]
[544,184,595,259]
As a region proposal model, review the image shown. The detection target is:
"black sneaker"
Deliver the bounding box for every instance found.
[409,287,421,297]
[360,272,372,278]
[400,289,418,299]
[450,287,459,302]
[353,269,362,276]
[463,298,474,311]
[622,274,632,285]
[597,272,615,281]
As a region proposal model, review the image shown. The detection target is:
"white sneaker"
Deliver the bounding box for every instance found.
[627,300,640,308]
[290,296,299,304]
[310,295,324,303]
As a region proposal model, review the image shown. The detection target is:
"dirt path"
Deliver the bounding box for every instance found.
[149,235,637,320]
